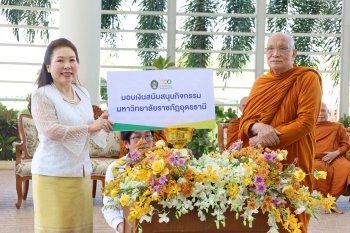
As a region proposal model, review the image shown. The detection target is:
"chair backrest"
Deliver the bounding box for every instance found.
[18,113,121,160]
[17,114,39,160]
[89,131,120,158]
[217,123,229,152]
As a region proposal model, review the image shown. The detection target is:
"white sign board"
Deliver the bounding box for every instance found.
[107,69,215,131]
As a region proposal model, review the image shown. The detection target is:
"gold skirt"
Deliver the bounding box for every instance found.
[33,174,92,233]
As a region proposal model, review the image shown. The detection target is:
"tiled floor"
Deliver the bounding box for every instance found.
[1,168,349,233]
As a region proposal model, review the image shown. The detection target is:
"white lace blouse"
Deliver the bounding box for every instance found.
[31,84,107,177]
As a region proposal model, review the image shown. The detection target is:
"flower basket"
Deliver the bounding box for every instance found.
[102,140,334,233]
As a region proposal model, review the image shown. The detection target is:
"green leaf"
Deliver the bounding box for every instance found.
[5,136,16,144]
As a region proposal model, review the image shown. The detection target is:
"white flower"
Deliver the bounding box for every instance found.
[140,215,151,223]
[197,210,207,221]
[155,140,166,148]
[158,212,170,223]
[294,206,306,215]
[267,215,279,233]
[172,148,188,157]
[177,177,187,183]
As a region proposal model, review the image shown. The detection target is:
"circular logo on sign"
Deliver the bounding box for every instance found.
[151,80,158,90]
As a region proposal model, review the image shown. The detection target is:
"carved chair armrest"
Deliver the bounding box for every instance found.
[217,123,229,152]
[13,141,24,165]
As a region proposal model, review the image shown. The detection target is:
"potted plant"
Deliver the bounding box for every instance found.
[0,103,20,160]
[338,113,350,130]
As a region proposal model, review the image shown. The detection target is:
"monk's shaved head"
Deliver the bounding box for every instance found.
[269,32,295,49]
[318,102,328,122]
[239,96,248,113]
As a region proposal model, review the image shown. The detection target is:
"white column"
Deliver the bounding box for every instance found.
[255,0,266,79]
[167,0,177,64]
[340,0,350,116]
[59,0,101,105]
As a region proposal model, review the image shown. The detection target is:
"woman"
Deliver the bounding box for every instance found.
[29,38,113,233]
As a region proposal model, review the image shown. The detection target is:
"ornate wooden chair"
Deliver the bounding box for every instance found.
[13,114,38,209]
[217,123,229,152]
[89,132,120,197]
[13,108,120,208]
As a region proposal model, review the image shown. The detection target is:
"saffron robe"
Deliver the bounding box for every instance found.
[225,118,241,150]
[119,130,168,157]
[312,121,350,196]
[239,65,322,233]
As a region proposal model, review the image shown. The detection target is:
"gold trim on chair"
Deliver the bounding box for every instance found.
[217,123,229,152]
[14,114,38,209]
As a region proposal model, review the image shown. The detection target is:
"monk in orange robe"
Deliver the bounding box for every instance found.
[225,96,247,150]
[312,102,350,214]
[239,32,322,233]
[119,130,167,157]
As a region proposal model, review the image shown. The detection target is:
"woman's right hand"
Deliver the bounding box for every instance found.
[117,222,124,233]
[88,117,114,133]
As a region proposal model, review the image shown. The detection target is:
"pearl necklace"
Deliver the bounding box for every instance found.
[51,83,78,104]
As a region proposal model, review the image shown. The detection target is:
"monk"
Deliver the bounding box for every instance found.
[239,32,322,233]
[119,130,167,157]
[312,102,350,214]
[225,96,247,150]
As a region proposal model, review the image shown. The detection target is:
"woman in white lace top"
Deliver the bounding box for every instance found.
[29,38,113,233]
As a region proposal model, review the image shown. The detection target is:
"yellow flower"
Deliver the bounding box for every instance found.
[143,189,151,197]
[282,185,293,193]
[115,158,126,166]
[243,175,253,186]
[160,167,169,176]
[226,183,240,199]
[276,153,284,161]
[120,195,131,206]
[209,151,217,157]
[110,189,118,198]
[318,171,327,179]
[293,169,306,182]
[152,159,165,174]
[151,192,159,201]
[314,170,327,180]
[155,140,166,148]
[167,184,182,199]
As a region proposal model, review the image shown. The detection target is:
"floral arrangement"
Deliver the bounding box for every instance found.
[102,139,335,233]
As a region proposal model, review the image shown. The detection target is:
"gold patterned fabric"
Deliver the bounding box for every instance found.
[89,131,120,157]
[33,174,92,233]
[22,116,39,157]
[91,158,116,176]
[14,160,32,177]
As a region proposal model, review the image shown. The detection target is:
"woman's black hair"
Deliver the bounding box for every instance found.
[28,38,80,113]
[121,130,154,143]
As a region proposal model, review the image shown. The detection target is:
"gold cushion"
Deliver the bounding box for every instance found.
[15,160,32,177]
[91,158,116,176]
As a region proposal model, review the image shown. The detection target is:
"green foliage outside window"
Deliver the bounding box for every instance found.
[0,103,20,160]
[338,114,350,128]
